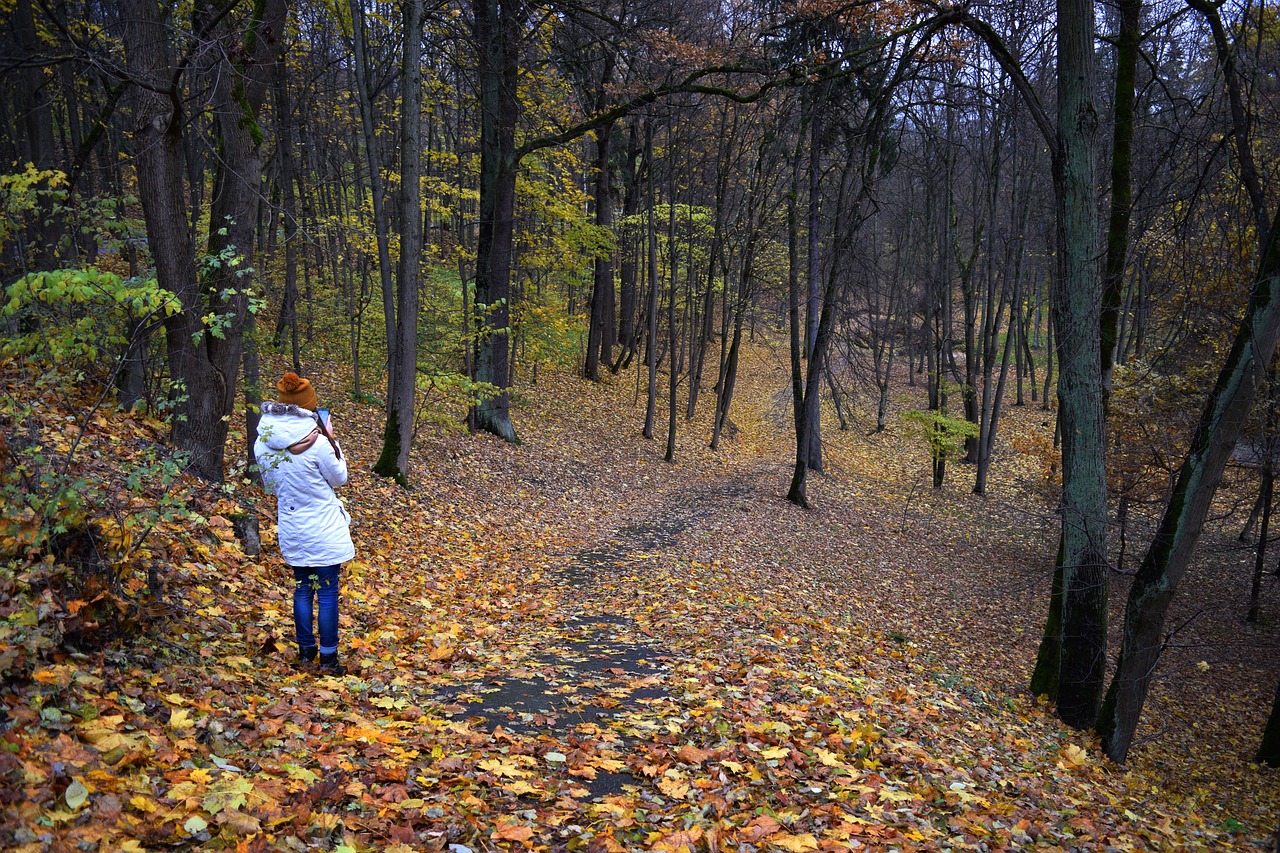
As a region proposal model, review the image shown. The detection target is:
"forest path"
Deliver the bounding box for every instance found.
[419,463,766,801]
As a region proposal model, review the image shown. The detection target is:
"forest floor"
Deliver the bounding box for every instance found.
[2,340,1279,852]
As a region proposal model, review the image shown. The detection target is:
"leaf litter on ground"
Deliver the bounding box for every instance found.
[0,344,1277,851]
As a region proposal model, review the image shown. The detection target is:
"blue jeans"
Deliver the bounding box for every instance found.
[293,565,340,655]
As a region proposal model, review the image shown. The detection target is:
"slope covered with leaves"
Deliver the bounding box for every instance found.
[1,345,1278,852]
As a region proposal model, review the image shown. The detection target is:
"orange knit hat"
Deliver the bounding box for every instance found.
[276,372,318,411]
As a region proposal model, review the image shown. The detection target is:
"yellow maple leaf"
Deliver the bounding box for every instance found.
[657,777,690,799]
[1061,744,1088,767]
[169,708,194,731]
[502,780,541,796]
[772,832,819,852]
[129,795,157,813]
[478,758,527,778]
[814,747,843,767]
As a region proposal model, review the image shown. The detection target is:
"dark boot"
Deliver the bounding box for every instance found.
[319,652,347,676]
[297,647,317,669]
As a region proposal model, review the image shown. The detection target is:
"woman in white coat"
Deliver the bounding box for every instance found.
[254,372,354,675]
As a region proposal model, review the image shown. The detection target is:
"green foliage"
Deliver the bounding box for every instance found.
[417,372,500,432]
[0,261,196,672]
[0,165,140,273]
[516,154,612,283]
[901,409,980,463]
[0,402,190,568]
[617,203,716,284]
[2,268,179,382]
[514,285,586,375]
[0,165,68,248]
[199,220,263,343]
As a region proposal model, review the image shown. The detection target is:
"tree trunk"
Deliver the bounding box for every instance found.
[471,0,522,443]
[1248,457,1273,624]
[1258,677,1280,767]
[786,131,808,507]
[271,57,300,368]
[1094,0,1279,758]
[120,0,282,482]
[1096,201,1280,762]
[643,121,659,440]
[13,0,60,268]
[1049,0,1108,729]
[200,0,286,472]
[614,121,642,366]
[1099,0,1141,403]
[804,107,823,471]
[348,0,398,368]
[665,171,679,462]
[975,300,1015,494]
[373,0,424,484]
[584,121,614,381]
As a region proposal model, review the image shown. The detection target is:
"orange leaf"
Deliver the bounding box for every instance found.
[740,815,781,843]
[492,823,534,842]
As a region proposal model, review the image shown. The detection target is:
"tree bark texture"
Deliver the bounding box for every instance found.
[120,0,214,472]
[1099,0,1141,400]
[1050,0,1108,729]
[471,0,523,443]
[373,0,424,483]
[201,0,287,473]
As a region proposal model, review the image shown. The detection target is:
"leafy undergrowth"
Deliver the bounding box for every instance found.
[2,347,1278,852]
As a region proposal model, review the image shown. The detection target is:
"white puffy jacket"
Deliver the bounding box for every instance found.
[254,402,355,567]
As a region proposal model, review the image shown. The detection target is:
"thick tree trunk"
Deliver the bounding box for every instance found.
[120,0,272,482]
[202,0,285,479]
[1096,202,1280,762]
[373,0,424,483]
[1049,0,1108,729]
[1030,536,1066,699]
[201,0,286,474]
[471,0,522,443]
[13,0,61,268]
